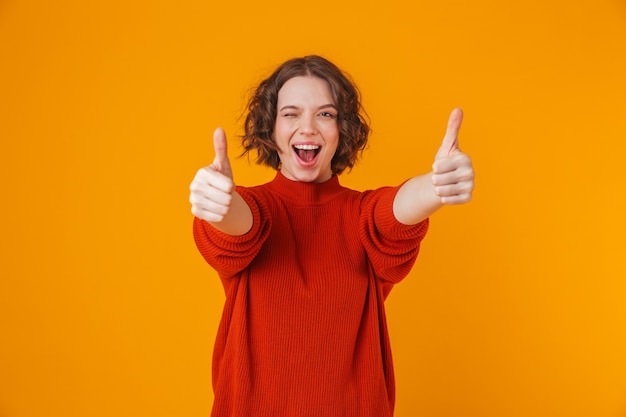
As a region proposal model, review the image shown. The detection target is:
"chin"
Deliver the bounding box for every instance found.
[295,172,323,183]
[284,168,329,183]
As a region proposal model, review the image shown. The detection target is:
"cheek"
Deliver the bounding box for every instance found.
[323,124,340,148]
[275,118,296,133]
[273,121,289,149]
[319,118,338,134]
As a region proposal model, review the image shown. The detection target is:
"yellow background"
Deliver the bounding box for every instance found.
[1,0,625,416]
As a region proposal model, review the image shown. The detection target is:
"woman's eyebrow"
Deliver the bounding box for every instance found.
[279,105,300,111]
[279,104,337,111]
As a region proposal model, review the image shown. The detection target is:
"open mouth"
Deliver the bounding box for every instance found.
[293,144,321,163]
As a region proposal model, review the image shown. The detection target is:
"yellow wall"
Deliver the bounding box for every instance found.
[1,1,625,416]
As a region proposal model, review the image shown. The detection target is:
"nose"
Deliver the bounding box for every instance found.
[299,114,318,136]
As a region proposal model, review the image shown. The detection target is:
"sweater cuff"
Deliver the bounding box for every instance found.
[374,185,429,240]
[194,185,265,249]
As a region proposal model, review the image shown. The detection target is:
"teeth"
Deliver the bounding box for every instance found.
[294,144,320,150]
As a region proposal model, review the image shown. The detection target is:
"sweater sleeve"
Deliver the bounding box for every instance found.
[192,186,272,278]
[359,185,429,284]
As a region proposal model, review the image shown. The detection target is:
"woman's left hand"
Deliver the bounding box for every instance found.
[431,108,475,205]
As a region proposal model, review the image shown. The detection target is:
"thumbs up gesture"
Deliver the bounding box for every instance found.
[432,108,474,204]
[190,128,236,223]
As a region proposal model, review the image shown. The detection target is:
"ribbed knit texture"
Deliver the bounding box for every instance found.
[193,172,429,417]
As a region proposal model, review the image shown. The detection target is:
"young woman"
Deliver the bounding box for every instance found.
[189,55,474,417]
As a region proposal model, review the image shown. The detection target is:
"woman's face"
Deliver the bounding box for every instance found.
[274,76,340,183]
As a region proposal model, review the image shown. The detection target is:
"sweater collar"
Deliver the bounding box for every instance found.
[267,171,345,205]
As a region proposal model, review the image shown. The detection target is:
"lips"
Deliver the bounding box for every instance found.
[293,144,321,163]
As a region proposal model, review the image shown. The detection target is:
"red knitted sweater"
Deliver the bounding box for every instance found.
[193,172,429,417]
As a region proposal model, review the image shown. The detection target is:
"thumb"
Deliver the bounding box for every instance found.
[436,107,463,160]
[211,127,233,179]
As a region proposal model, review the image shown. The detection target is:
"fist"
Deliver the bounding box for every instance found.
[432,108,475,204]
[189,128,236,223]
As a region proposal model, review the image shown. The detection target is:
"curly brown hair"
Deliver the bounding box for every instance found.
[241,55,370,175]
